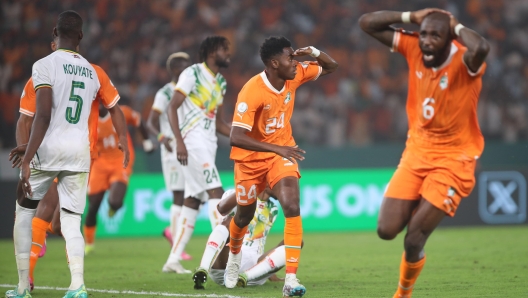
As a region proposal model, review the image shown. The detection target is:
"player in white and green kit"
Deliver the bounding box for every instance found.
[192,188,290,289]
[163,36,232,273]
[147,52,193,261]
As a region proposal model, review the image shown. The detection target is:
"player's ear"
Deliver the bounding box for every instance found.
[270,58,279,69]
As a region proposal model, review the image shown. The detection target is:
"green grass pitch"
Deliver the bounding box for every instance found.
[1,226,527,297]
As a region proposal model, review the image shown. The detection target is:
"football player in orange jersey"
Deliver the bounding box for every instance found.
[9,32,129,292]
[224,37,337,297]
[359,8,489,297]
[83,101,153,254]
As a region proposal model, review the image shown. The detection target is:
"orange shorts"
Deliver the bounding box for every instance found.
[88,157,133,195]
[234,155,300,206]
[384,149,477,217]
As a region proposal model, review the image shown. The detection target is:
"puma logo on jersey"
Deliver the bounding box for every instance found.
[416,71,423,79]
[264,104,271,110]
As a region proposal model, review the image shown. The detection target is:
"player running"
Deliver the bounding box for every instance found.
[6,11,130,298]
[359,8,489,298]
[193,188,289,289]
[9,33,128,292]
[163,36,232,274]
[147,52,192,260]
[225,37,337,297]
[83,102,153,255]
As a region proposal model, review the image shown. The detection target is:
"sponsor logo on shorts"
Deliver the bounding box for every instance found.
[478,171,527,224]
[203,163,210,168]
[207,241,218,248]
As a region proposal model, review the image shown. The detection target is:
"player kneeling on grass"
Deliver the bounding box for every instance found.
[193,188,298,289]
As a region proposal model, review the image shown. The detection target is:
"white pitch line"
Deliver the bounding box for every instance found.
[0,284,246,298]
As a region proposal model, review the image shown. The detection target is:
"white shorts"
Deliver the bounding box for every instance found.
[161,140,185,191]
[182,135,222,201]
[25,169,88,214]
[209,245,269,286]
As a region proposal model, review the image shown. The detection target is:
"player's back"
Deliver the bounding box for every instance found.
[32,49,100,171]
[394,31,485,159]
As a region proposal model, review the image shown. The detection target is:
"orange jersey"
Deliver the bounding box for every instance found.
[95,105,140,161]
[19,63,120,159]
[230,62,322,161]
[392,30,486,160]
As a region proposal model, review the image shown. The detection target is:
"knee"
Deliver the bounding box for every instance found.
[282,202,300,217]
[234,212,253,227]
[377,225,398,240]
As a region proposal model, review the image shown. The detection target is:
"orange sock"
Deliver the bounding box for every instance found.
[284,216,303,274]
[30,217,50,280]
[84,225,96,245]
[394,252,426,298]
[46,222,54,234]
[229,219,247,254]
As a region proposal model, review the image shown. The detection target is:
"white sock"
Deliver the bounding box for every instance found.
[246,245,286,281]
[166,206,198,263]
[169,204,182,238]
[208,198,222,229]
[61,210,85,290]
[14,201,36,294]
[199,225,229,270]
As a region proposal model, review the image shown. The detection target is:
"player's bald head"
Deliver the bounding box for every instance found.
[421,12,451,37]
[56,10,83,40]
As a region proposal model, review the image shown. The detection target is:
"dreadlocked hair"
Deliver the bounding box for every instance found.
[198,36,229,62]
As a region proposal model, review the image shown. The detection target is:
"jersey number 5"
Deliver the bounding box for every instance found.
[66,81,85,124]
[422,97,435,120]
[265,112,285,134]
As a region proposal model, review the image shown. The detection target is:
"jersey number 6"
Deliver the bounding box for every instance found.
[422,97,435,120]
[66,80,85,124]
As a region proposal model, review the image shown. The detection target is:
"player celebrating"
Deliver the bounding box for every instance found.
[146,52,192,260]
[225,37,337,297]
[6,11,129,298]
[193,188,288,289]
[83,102,153,254]
[359,9,489,297]
[163,36,232,273]
[9,33,128,291]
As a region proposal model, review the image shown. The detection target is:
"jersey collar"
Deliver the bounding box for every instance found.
[260,71,285,94]
[201,62,218,79]
[58,48,79,54]
[432,42,458,72]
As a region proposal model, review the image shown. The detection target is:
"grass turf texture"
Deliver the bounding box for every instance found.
[1,226,527,297]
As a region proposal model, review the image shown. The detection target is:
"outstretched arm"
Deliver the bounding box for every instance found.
[448,14,490,73]
[359,9,441,47]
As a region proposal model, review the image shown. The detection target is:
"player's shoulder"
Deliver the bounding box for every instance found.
[156,82,174,96]
[241,72,265,94]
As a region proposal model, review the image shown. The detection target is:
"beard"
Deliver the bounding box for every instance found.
[216,57,230,68]
[422,42,451,68]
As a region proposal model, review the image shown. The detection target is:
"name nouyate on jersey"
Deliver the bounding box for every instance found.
[31,49,100,172]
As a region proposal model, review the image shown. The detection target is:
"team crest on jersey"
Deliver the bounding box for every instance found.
[284,92,292,104]
[440,74,448,90]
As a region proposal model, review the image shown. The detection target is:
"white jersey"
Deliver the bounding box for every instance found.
[152,82,176,139]
[242,198,279,255]
[174,63,226,144]
[31,49,100,172]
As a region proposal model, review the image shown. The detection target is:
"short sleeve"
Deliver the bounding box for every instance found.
[232,84,262,131]
[32,58,53,91]
[174,67,196,97]
[93,64,120,108]
[391,29,419,58]
[294,61,322,85]
[20,78,36,117]
[121,105,141,127]
[152,88,171,114]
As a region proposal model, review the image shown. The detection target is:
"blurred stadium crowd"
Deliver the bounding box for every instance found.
[1,0,528,149]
